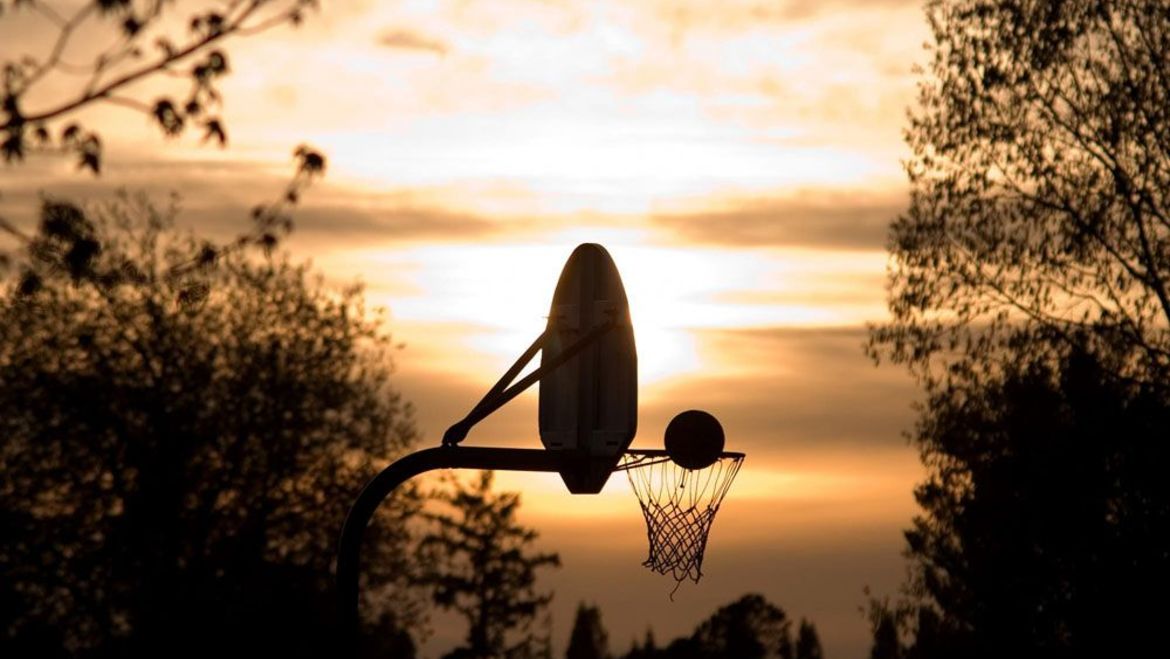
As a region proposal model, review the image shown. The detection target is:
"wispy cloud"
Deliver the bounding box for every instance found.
[653,190,907,250]
[377,28,449,56]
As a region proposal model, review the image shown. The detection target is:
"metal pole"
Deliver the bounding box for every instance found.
[336,446,570,652]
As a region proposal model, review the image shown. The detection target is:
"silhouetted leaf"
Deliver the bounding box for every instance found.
[197,243,218,267]
[78,135,101,174]
[16,270,40,296]
[40,201,91,242]
[1,130,22,162]
[151,99,183,136]
[206,50,228,74]
[3,93,21,120]
[177,281,209,306]
[78,151,100,174]
[205,12,224,36]
[294,145,325,175]
[155,37,175,57]
[65,237,101,280]
[201,118,226,146]
[95,0,130,14]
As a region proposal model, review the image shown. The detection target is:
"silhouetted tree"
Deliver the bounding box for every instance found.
[794,620,823,659]
[566,602,610,659]
[869,2,1170,655]
[615,598,823,659]
[0,194,425,658]
[865,598,903,659]
[690,594,795,659]
[416,471,561,659]
[902,352,1167,657]
[620,629,659,659]
[870,0,1170,391]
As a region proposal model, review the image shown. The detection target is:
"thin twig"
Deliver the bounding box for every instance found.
[23,4,97,90]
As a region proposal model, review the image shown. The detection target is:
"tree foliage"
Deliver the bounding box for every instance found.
[620,630,659,659]
[416,471,561,659]
[870,0,1170,390]
[1,0,321,173]
[566,602,610,659]
[870,1,1170,655]
[0,193,424,657]
[898,351,1168,657]
[689,594,795,659]
[612,595,821,659]
[867,601,902,659]
[794,620,823,659]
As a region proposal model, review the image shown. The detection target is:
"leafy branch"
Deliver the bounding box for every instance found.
[2,0,320,173]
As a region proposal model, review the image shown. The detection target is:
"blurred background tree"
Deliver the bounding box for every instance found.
[416,471,561,659]
[619,629,658,659]
[687,594,796,659]
[607,594,822,659]
[870,0,1170,656]
[566,602,610,659]
[628,594,819,659]
[793,620,822,659]
[0,193,425,658]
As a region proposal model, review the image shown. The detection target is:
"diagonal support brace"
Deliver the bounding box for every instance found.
[441,319,616,446]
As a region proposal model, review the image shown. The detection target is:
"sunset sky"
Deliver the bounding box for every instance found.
[2,1,930,656]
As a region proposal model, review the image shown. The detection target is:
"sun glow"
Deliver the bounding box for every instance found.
[326,231,887,397]
[349,234,707,390]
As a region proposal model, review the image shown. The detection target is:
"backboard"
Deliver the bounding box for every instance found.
[539,244,637,493]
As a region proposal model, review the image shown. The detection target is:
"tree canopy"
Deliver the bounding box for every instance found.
[0,193,423,657]
[903,351,1168,656]
[689,594,795,659]
[871,0,1170,390]
[869,1,1170,656]
[566,602,610,659]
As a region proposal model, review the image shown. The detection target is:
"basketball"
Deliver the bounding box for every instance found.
[664,410,725,470]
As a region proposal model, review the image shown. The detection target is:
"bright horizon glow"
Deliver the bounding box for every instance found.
[327,234,888,392]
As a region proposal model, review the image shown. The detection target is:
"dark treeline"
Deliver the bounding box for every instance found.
[0,196,424,658]
[568,595,823,659]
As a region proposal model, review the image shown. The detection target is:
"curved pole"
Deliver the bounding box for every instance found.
[336,446,570,651]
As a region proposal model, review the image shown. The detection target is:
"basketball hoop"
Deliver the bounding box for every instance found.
[618,447,744,594]
[337,245,748,650]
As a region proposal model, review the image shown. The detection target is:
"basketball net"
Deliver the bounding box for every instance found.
[618,451,744,596]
